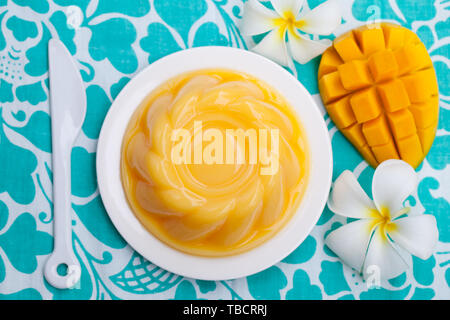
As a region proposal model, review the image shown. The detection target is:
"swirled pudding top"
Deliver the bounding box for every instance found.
[121,69,309,257]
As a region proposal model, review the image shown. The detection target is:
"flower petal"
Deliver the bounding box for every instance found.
[389,214,438,260]
[298,0,342,35]
[327,170,377,219]
[241,0,279,36]
[363,226,408,280]
[287,30,330,64]
[372,160,417,218]
[251,28,290,66]
[325,219,378,272]
[271,0,304,18]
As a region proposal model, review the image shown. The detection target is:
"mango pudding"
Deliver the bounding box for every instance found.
[121,69,309,257]
[319,23,439,168]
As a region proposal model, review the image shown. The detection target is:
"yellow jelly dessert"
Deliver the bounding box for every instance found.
[121,69,309,257]
[318,23,439,168]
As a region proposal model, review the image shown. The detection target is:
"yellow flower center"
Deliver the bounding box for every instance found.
[273,11,305,37]
[369,206,397,241]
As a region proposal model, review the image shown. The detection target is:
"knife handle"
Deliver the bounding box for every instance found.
[44,142,81,289]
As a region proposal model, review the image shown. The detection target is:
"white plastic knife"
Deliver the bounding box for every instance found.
[44,39,85,289]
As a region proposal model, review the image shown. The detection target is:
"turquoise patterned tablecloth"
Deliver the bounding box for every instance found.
[0,0,448,300]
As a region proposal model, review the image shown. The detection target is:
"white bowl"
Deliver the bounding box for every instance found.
[97,47,333,280]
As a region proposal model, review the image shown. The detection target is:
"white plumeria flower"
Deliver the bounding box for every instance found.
[325,160,439,280]
[241,0,342,65]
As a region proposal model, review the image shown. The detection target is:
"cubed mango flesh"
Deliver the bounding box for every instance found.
[318,71,350,104]
[362,115,391,147]
[409,96,439,129]
[394,43,431,75]
[377,79,410,112]
[368,50,398,82]
[318,47,344,78]
[326,96,356,129]
[350,88,382,123]
[359,144,378,168]
[417,125,436,155]
[372,139,400,163]
[342,123,366,148]
[397,135,424,169]
[383,23,406,50]
[334,32,364,62]
[386,109,417,140]
[401,68,438,103]
[318,23,439,168]
[338,60,373,90]
[354,26,386,56]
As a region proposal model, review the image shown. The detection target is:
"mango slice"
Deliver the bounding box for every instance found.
[319,23,439,168]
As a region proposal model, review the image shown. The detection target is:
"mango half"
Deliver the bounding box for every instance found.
[318,23,439,168]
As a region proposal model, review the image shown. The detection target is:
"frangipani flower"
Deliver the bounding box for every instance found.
[325,160,439,280]
[241,0,342,65]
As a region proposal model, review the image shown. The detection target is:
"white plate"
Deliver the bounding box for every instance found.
[97,47,333,280]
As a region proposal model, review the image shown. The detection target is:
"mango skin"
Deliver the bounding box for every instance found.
[318,23,439,169]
